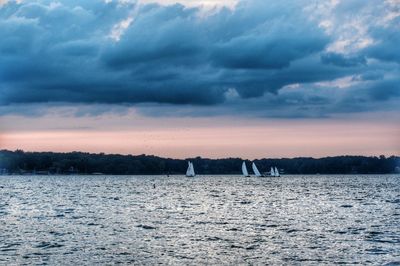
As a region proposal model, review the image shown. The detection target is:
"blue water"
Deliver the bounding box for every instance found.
[1,175,399,265]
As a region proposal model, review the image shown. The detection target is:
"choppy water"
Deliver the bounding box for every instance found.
[1,175,399,265]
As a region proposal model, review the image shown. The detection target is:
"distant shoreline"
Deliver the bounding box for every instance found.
[2,174,399,177]
[1,150,399,175]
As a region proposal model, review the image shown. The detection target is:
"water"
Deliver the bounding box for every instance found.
[1,175,399,265]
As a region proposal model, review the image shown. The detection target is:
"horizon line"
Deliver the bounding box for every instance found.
[2,149,399,161]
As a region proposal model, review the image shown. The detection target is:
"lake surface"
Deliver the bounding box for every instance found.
[1,175,399,265]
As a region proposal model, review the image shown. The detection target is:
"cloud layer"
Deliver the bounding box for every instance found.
[0,0,399,118]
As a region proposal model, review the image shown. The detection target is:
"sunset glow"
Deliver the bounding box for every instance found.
[1,112,398,158]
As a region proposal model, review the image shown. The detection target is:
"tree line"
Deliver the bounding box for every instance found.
[0,149,399,175]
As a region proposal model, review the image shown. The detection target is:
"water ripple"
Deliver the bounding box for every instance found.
[0,174,399,264]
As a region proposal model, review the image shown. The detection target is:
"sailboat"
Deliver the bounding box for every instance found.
[186,161,195,177]
[274,167,280,177]
[252,162,263,177]
[270,167,275,177]
[242,161,250,177]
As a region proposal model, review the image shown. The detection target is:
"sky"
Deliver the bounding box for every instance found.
[0,0,399,159]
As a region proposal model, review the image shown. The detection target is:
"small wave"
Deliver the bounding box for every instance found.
[49,231,70,236]
[117,252,130,256]
[1,248,18,252]
[265,224,279,228]
[226,228,240,231]
[245,244,259,250]
[206,236,223,241]
[71,215,85,220]
[385,199,400,204]
[366,231,383,236]
[367,239,400,244]
[1,242,21,252]
[230,244,243,249]
[194,221,209,225]
[383,262,400,266]
[174,254,194,260]
[1,243,21,249]
[285,229,300,234]
[86,222,101,226]
[35,242,64,249]
[215,221,229,225]
[365,248,388,255]
[136,224,157,230]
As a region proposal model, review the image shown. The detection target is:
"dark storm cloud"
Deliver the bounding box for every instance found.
[0,0,399,118]
[367,78,400,101]
[103,4,203,68]
[321,52,366,67]
[366,20,400,64]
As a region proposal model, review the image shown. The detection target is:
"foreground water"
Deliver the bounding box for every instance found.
[0,175,399,265]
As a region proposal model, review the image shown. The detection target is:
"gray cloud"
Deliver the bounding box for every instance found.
[367,23,400,64]
[0,0,399,118]
[321,52,366,67]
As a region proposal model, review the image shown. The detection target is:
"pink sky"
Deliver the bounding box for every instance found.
[1,110,399,159]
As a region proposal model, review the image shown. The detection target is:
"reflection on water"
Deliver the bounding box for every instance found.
[1,175,399,264]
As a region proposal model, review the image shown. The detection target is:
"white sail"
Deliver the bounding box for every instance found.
[242,161,249,177]
[186,161,192,177]
[186,161,195,177]
[252,162,262,177]
[190,162,195,177]
[270,167,275,176]
[274,167,280,177]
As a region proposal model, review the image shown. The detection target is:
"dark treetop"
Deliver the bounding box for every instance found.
[1,150,399,175]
